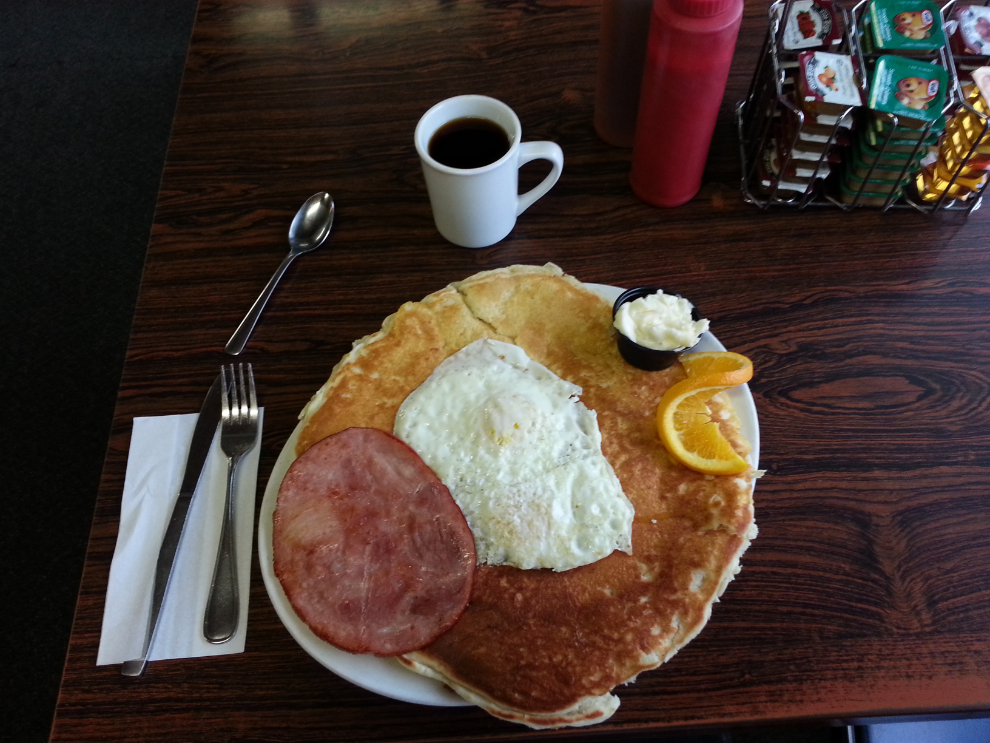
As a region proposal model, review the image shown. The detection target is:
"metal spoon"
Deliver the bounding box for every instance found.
[225,192,334,355]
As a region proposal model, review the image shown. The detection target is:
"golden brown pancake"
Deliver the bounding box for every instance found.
[295,263,757,728]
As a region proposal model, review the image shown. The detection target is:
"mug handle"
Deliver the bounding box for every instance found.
[516,141,564,216]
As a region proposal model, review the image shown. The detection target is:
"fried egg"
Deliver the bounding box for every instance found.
[393,339,634,572]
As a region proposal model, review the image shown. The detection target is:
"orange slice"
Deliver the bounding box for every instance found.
[679,351,753,386]
[655,352,753,475]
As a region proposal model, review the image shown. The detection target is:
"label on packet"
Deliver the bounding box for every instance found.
[869,0,947,52]
[798,51,864,115]
[868,55,948,124]
[950,6,990,55]
[773,0,842,50]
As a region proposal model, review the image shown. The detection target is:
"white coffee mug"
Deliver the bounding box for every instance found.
[415,95,564,248]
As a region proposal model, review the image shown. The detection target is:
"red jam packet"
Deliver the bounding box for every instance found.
[798,51,864,115]
[758,136,830,194]
[950,6,990,55]
[773,0,842,50]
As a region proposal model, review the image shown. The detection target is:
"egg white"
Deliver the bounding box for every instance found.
[393,339,634,572]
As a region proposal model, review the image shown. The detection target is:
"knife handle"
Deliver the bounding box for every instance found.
[204,456,239,643]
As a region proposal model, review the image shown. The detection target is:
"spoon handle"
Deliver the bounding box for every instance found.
[225,252,296,355]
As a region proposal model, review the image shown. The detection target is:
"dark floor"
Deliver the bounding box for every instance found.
[1,2,198,741]
[1,3,985,743]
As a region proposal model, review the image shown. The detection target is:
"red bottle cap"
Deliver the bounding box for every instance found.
[667,0,736,18]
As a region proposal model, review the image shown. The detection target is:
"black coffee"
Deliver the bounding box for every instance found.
[428,117,511,169]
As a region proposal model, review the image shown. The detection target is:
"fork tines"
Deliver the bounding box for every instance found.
[221,363,258,425]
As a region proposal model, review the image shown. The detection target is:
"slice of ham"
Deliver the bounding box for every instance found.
[273,427,476,656]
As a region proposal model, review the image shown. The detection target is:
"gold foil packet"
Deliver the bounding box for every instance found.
[935,156,988,190]
[945,116,990,155]
[952,110,990,148]
[941,137,990,173]
[916,163,978,201]
[963,83,990,115]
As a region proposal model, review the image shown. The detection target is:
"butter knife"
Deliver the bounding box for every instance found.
[121,374,223,677]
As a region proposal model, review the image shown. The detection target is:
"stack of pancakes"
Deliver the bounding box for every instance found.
[294,263,757,728]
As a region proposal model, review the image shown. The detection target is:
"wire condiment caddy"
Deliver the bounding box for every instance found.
[737,0,990,212]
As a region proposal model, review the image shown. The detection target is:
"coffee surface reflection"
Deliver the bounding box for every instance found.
[428,116,511,169]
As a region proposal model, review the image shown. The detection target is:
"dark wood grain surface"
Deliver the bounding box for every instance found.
[51,0,990,740]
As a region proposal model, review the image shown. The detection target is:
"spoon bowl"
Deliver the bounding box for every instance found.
[290,192,335,253]
[225,192,334,355]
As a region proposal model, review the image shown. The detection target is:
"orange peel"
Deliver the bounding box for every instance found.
[679,351,753,385]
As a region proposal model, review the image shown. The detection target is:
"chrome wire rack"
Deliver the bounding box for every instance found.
[737,0,990,212]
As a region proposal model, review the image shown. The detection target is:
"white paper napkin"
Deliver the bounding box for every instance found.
[97,409,264,665]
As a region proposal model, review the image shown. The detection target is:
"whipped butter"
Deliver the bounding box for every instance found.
[613,291,709,351]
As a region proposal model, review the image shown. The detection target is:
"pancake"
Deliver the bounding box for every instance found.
[295,263,757,728]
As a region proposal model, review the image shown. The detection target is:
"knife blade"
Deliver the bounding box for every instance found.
[121,373,223,677]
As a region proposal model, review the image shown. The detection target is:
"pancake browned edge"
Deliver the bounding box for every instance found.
[294,263,758,729]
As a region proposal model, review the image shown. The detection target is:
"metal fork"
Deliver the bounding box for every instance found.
[204,363,258,644]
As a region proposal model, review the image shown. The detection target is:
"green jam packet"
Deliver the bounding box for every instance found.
[860,14,876,53]
[869,0,947,52]
[849,145,916,181]
[870,111,946,137]
[843,166,905,195]
[868,55,948,124]
[863,123,937,151]
[856,136,925,164]
[839,179,902,205]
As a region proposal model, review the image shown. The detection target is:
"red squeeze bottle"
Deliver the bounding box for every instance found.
[629,0,743,207]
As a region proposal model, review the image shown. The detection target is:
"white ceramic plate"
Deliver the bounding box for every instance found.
[257,283,760,707]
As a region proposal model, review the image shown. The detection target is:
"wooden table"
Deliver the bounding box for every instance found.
[51,0,990,740]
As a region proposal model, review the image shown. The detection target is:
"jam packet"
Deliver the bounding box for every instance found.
[757,137,828,195]
[915,161,983,201]
[868,55,948,124]
[914,70,990,202]
[773,0,842,50]
[870,111,946,140]
[972,67,990,109]
[798,51,864,116]
[797,120,852,143]
[864,122,938,151]
[843,164,906,196]
[860,13,877,53]
[869,0,947,53]
[850,138,923,179]
[862,136,927,160]
[941,126,990,172]
[933,71,990,172]
[839,179,903,205]
[949,5,990,55]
